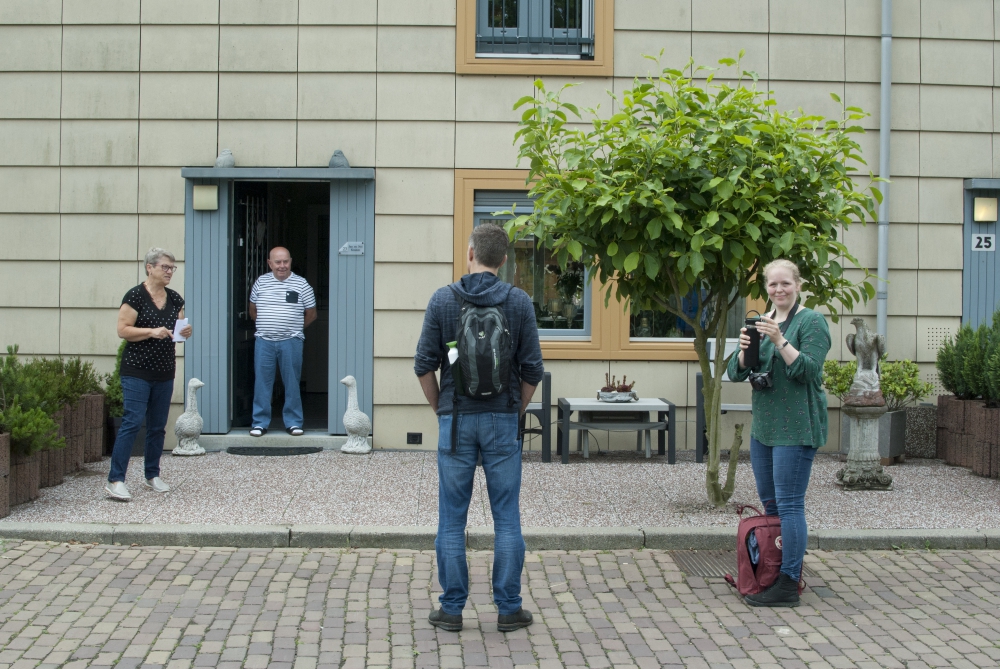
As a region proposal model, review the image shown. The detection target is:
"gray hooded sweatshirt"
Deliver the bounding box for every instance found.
[414,272,544,415]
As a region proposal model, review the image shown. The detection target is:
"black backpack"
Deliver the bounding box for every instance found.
[448,286,513,451]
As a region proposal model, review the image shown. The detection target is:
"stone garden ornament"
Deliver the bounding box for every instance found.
[340,375,372,454]
[215,149,235,168]
[173,378,206,456]
[328,149,350,169]
[836,319,893,490]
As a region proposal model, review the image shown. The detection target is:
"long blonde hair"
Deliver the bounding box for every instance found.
[762,258,802,286]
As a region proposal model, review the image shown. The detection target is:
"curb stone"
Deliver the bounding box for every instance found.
[812,528,987,551]
[0,522,996,551]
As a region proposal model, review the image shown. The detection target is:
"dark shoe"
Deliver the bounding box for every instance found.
[744,573,801,608]
[428,608,463,632]
[286,426,304,436]
[497,608,533,632]
[249,427,267,437]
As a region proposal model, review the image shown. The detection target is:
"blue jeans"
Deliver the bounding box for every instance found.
[749,437,817,581]
[108,376,174,483]
[252,337,304,429]
[436,412,525,616]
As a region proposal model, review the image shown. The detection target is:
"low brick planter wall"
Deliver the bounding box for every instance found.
[83,393,105,463]
[0,433,9,519]
[9,450,40,507]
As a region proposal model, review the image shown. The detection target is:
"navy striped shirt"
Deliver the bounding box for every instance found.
[250,272,316,341]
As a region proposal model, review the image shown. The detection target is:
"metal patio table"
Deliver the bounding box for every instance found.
[553,397,677,464]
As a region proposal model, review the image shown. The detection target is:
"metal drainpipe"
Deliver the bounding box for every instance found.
[876,0,893,338]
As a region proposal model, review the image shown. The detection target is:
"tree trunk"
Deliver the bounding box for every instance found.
[697,305,746,507]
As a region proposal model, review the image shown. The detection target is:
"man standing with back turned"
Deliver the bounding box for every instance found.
[414,222,544,632]
[249,246,317,437]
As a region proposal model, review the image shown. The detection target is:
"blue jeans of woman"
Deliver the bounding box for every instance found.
[108,376,174,483]
[436,412,525,617]
[749,437,817,581]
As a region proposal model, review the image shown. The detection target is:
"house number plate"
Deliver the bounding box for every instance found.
[972,234,996,252]
[338,241,364,256]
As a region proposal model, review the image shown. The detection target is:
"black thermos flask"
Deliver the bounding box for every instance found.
[744,314,762,368]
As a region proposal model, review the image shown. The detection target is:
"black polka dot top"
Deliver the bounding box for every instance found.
[120,284,185,382]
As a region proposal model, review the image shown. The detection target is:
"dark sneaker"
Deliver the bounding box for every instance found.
[744,573,801,608]
[497,608,533,632]
[428,608,463,632]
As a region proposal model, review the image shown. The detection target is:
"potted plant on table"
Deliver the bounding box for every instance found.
[598,374,637,402]
[824,357,933,464]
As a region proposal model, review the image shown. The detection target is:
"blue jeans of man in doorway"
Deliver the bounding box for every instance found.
[252,337,304,429]
[436,412,525,617]
[108,376,174,483]
[749,437,817,581]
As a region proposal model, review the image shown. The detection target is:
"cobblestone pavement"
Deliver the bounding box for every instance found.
[1,541,998,669]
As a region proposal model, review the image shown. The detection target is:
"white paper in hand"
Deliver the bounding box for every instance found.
[447,347,459,365]
[172,318,189,342]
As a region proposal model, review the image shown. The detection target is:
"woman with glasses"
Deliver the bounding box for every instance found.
[105,247,194,501]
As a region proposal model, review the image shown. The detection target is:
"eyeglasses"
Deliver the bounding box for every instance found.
[158,264,177,273]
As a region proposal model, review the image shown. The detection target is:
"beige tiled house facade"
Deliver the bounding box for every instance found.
[0,0,994,451]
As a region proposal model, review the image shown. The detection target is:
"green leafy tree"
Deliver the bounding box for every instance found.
[510,55,880,506]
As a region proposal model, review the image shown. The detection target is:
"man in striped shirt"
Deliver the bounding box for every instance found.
[248,247,317,437]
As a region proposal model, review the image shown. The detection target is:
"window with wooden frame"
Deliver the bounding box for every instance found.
[456,0,614,76]
[455,170,773,361]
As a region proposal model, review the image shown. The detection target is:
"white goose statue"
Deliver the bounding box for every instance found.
[340,375,372,454]
[173,378,206,456]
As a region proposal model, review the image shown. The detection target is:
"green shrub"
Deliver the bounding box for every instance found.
[879,359,934,411]
[103,340,127,418]
[63,357,103,405]
[824,357,933,410]
[822,359,856,403]
[937,324,975,399]
[0,401,64,457]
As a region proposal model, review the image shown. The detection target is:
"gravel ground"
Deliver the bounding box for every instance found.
[3,450,998,529]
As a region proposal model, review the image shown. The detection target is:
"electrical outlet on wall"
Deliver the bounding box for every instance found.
[406,433,422,445]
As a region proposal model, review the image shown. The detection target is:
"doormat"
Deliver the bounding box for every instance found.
[226,446,323,456]
[668,550,818,579]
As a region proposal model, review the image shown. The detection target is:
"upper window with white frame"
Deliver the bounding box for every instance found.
[473,191,591,339]
[476,0,594,59]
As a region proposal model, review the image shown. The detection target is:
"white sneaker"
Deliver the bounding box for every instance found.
[105,481,131,500]
[144,477,170,493]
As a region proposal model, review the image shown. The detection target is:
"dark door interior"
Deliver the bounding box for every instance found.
[232,181,330,430]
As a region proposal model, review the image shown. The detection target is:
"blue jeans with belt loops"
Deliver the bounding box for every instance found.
[749,437,817,581]
[436,412,525,617]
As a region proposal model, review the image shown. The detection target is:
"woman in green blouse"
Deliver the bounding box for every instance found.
[727,259,832,607]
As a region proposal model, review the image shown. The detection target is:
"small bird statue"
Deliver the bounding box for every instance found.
[845,317,886,405]
[328,149,350,169]
[173,378,206,456]
[340,375,371,454]
[215,149,235,168]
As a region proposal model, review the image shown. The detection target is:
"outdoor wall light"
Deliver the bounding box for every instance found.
[974,197,998,222]
[193,185,219,211]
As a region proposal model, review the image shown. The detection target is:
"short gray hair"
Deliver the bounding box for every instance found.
[469,223,509,269]
[144,247,176,275]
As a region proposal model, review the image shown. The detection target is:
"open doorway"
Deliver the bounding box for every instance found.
[232,181,330,431]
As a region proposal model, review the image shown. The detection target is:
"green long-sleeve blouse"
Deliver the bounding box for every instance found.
[726,306,832,448]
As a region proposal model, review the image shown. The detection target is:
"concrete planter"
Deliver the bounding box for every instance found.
[0,433,9,519]
[64,401,85,473]
[904,406,937,458]
[839,409,907,464]
[83,393,105,463]
[971,405,998,478]
[9,449,40,507]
